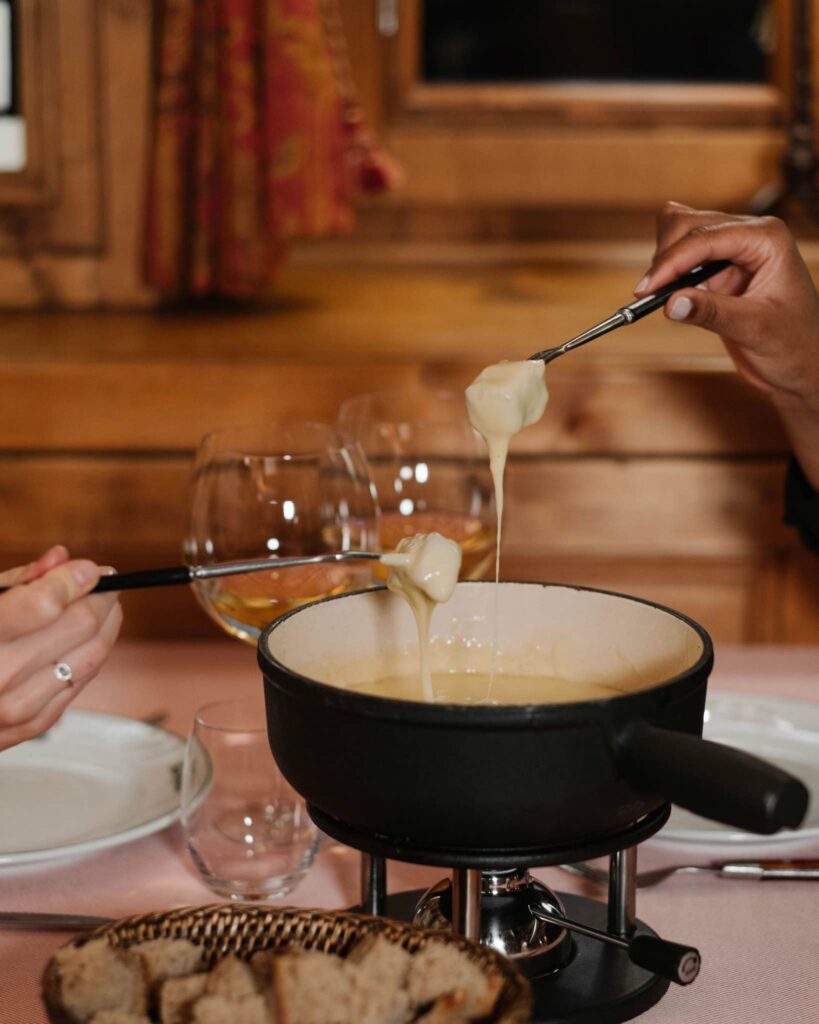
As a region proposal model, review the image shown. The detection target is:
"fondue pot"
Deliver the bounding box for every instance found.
[258,582,808,851]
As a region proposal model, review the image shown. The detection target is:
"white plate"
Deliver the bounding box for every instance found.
[657,693,819,846]
[0,710,207,866]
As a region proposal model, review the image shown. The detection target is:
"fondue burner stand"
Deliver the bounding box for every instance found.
[310,803,701,1024]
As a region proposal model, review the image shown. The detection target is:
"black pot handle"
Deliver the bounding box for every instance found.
[615,723,809,835]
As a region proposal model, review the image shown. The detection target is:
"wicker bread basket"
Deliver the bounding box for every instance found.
[42,903,532,1024]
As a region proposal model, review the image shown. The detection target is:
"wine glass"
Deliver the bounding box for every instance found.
[183,421,380,644]
[337,389,495,580]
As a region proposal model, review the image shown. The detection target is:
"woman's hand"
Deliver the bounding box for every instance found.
[637,202,819,486]
[0,546,123,752]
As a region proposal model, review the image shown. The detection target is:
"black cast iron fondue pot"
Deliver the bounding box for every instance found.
[258,582,808,851]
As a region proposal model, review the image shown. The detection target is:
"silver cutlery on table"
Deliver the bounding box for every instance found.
[0,911,114,930]
[562,859,819,888]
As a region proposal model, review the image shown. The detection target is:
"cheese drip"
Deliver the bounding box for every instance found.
[465,360,549,563]
[380,532,462,702]
[465,360,549,692]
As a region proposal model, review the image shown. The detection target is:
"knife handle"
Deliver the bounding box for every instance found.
[719,860,819,880]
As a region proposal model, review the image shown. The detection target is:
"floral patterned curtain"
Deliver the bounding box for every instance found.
[144,0,396,299]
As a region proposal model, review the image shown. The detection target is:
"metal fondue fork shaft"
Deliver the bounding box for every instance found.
[528,260,731,366]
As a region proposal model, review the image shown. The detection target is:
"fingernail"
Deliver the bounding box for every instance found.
[72,561,98,587]
[634,276,650,295]
[100,566,117,576]
[669,296,693,321]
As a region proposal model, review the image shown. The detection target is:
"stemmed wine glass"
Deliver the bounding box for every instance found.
[183,421,380,644]
[337,389,495,580]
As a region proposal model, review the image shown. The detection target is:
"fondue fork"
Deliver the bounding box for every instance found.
[563,858,819,888]
[0,552,382,595]
[529,260,731,365]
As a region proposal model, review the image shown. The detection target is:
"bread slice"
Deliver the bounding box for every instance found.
[134,939,204,987]
[204,954,259,1000]
[249,949,277,989]
[190,993,271,1024]
[348,967,413,1024]
[407,943,502,1020]
[54,938,148,1023]
[272,950,354,1024]
[88,1013,152,1024]
[347,936,415,1024]
[157,973,208,1024]
[348,934,413,988]
[413,991,470,1024]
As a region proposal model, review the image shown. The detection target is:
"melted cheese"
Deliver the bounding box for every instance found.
[380,532,462,701]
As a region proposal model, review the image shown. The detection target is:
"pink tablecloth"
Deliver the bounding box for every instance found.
[1,642,818,1024]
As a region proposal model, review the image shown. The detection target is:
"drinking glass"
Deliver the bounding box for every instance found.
[337,389,495,579]
[183,421,380,644]
[181,695,318,900]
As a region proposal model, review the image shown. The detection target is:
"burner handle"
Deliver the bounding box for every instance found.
[614,723,809,835]
[531,904,701,985]
[629,935,701,986]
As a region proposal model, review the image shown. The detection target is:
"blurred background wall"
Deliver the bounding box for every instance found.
[0,0,817,642]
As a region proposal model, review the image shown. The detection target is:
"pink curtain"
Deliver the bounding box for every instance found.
[144,0,397,299]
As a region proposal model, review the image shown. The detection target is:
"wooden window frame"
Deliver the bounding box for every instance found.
[387,0,787,127]
[366,0,793,210]
[0,0,59,206]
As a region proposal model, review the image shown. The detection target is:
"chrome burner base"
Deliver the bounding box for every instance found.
[413,868,573,978]
[353,889,669,1024]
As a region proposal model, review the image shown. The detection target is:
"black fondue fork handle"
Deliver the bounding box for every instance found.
[621,259,732,321]
[94,566,193,592]
[0,564,194,595]
[531,905,700,986]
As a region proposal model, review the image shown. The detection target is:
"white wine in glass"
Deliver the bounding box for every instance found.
[183,422,380,644]
[337,389,496,581]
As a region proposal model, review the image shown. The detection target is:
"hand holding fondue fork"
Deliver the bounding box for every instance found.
[636,204,819,496]
[528,259,731,365]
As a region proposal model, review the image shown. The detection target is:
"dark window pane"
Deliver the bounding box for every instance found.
[0,0,18,114]
[422,1,769,83]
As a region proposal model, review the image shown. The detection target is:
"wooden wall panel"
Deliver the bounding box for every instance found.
[97,0,155,307]
[503,459,792,557]
[0,364,786,456]
[781,553,819,642]
[47,0,104,251]
[0,258,738,367]
[0,456,794,558]
[0,456,189,556]
[0,449,808,643]
[383,127,782,209]
[501,554,778,644]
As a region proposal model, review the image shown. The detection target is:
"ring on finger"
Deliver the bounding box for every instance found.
[52,662,74,687]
